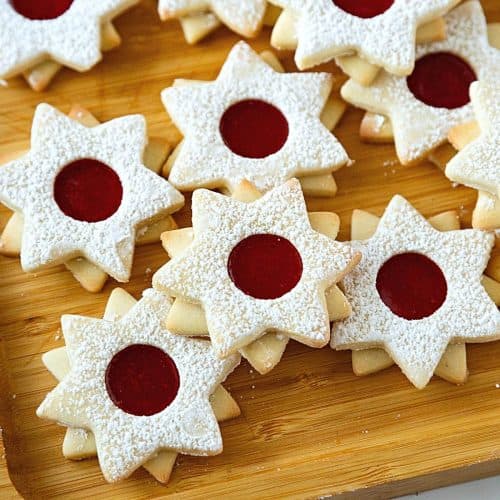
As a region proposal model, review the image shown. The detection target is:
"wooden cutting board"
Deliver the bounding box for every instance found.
[1,1,499,498]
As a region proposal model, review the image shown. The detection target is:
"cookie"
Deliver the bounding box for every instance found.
[271,9,447,86]
[162,42,349,196]
[0,104,184,287]
[37,288,240,483]
[153,178,360,362]
[332,195,500,389]
[268,0,458,74]
[349,207,500,384]
[158,0,272,40]
[41,287,240,484]
[159,180,351,373]
[446,81,499,203]
[341,1,500,165]
[0,105,175,292]
[0,0,138,87]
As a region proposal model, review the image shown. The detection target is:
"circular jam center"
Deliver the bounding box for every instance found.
[228,234,303,300]
[10,0,73,20]
[332,0,394,18]
[53,159,123,223]
[105,344,180,417]
[219,99,289,159]
[376,252,447,320]
[407,52,477,109]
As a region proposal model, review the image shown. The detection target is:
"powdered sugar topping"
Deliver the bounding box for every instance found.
[269,0,459,72]
[446,80,500,198]
[163,41,348,193]
[0,104,184,281]
[332,195,500,389]
[153,179,359,357]
[341,1,500,165]
[37,289,240,482]
[0,0,138,79]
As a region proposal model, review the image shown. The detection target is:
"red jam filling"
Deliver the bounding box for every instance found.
[53,159,123,223]
[376,252,447,320]
[228,234,303,300]
[10,0,73,20]
[219,99,289,159]
[407,52,477,109]
[105,344,180,417]
[332,0,394,18]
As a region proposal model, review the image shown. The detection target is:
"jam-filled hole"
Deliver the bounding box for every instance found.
[332,0,394,18]
[376,252,447,320]
[53,159,123,223]
[219,99,289,159]
[105,344,180,417]
[10,0,74,20]
[228,234,303,300]
[407,52,477,109]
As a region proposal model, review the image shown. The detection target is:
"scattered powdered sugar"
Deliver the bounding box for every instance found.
[0,104,183,282]
[162,41,349,193]
[159,0,267,37]
[446,81,500,197]
[153,180,359,358]
[333,195,500,389]
[270,0,458,72]
[37,289,240,483]
[0,0,139,79]
[341,1,500,165]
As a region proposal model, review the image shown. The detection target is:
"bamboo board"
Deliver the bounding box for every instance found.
[1,1,500,498]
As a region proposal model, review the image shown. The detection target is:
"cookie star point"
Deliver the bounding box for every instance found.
[446,80,500,198]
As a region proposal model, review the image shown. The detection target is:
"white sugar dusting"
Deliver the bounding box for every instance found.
[341,1,500,165]
[0,0,139,80]
[333,195,500,389]
[270,0,458,72]
[37,289,240,482]
[162,42,349,193]
[0,104,183,282]
[153,180,359,357]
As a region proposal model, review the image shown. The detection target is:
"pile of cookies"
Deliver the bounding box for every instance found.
[0,0,499,486]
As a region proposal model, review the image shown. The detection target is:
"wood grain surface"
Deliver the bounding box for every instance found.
[1,1,499,498]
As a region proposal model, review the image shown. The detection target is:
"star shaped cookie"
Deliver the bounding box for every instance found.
[0,104,184,282]
[446,80,500,199]
[158,0,267,38]
[162,41,348,193]
[40,287,241,484]
[268,0,458,73]
[153,179,360,358]
[0,0,138,80]
[341,1,500,165]
[332,195,500,389]
[37,288,240,483]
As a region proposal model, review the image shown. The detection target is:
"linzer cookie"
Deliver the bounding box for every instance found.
[332,195,500,389]
[348,206,500,384]
[0,104,184,289]
[0,0,139,90]
[37,288,240,483]
[157,180,353,373]
[162,42,349,196]
[153,179,360,361]
[268,0,458,74]
[158,0,276,43]
[446,81,500,226]
[341,1,500,165]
